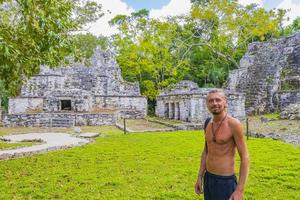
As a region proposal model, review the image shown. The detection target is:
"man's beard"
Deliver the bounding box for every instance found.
[211,111,222,115]
[210,107,225,115]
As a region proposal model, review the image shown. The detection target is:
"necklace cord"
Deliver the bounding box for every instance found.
[211,114,227,142]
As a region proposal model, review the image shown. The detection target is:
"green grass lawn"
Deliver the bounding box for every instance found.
[146,116,185,125]
[0,141,41,150]
[0,127,299,199]
[117,119,172,132]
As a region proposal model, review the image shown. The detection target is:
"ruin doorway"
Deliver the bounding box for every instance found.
[176,102,180,120]
[61,100,72,111]
[164,103,169,118]
[170,103,175,119]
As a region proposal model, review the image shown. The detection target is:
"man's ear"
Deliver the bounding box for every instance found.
[225,101,228,108]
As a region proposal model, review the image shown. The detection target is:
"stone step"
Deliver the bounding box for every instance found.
[39,118,75,127]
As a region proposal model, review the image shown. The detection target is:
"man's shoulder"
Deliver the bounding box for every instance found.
[227,115,242,128]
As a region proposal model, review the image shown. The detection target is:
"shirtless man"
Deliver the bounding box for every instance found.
[194,89,249,200]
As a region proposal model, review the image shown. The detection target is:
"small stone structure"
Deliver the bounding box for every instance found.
[4,49,147,127]
[226,33,300,114]
[155,81,245,124]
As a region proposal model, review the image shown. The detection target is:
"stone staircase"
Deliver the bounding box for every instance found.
[38,116,75,127]
[49,118,74,127]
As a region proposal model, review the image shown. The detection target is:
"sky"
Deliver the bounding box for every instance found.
[88,0,300,36]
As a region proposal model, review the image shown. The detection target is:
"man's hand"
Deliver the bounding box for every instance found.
[194,177,203,195]
[229,190,243,200]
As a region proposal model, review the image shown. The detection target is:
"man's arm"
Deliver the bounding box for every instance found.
[195,144,207,195]
[230,120,249,200]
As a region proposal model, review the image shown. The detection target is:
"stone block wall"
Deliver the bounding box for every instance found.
[8,98,44,114]
[274,91,300,110]
[3,113,116,127]
[156,95,196,122]
[94,96,147,117]
[225,33,300,114]
[20,49,142,98]
[21,75,65,97]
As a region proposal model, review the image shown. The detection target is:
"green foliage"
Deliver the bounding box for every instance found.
[252,112,280,120]
[0,79,9,111]
[181,0,284,87]
[0,140,40,150]
[110,2,285,108]
[74,33,109,62]
[0,129,299,199]
[110,10,190,103]
[281,82,294,91]
[0,0,103,96]
[281,17,300,36]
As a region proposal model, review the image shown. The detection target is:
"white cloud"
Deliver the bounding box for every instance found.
[238,0,263,7]
[276,0,300,26]
[87,0,299,36]
[86,0,134,36]
[238,0,300,26]
[87,0,192,36]
[149,0,192,19]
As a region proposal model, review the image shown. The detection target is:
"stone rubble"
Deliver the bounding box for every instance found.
[280,104,300,120]
[248,131,300,147]
[77,132,100,138]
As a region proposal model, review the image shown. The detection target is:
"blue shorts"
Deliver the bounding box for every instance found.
[204,171,237,200]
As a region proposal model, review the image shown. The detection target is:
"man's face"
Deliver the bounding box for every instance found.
[207,92,227,115]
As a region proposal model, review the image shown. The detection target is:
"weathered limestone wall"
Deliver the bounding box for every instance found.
[226,33,300,114]
[156,95,195,122]
[4,113,116,127]
[94,96,147,117]
[280,103,300,120]
[43,89,93,112]
[227,93,246,120]
[21,75,65,97]
[274,91,300,110]
[20,50,141,98]
[8,98,44,114]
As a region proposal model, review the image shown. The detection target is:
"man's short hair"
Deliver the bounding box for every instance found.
[207,89,227,101]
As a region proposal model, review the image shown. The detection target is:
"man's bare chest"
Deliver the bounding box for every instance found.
[206,124,233,145]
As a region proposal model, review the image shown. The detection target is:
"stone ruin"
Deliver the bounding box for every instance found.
[155,81,245,124]
[226,33,300,114]
[2,33,300,127]
[155,33,300,123]
[3,49,147,127]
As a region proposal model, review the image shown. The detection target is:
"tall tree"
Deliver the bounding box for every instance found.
[110,10,190,104]
[74,33,109,62]
[0,0,103,96]
[179,0,285,87]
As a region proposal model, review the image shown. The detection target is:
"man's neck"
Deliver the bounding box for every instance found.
[213,112,227,123]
